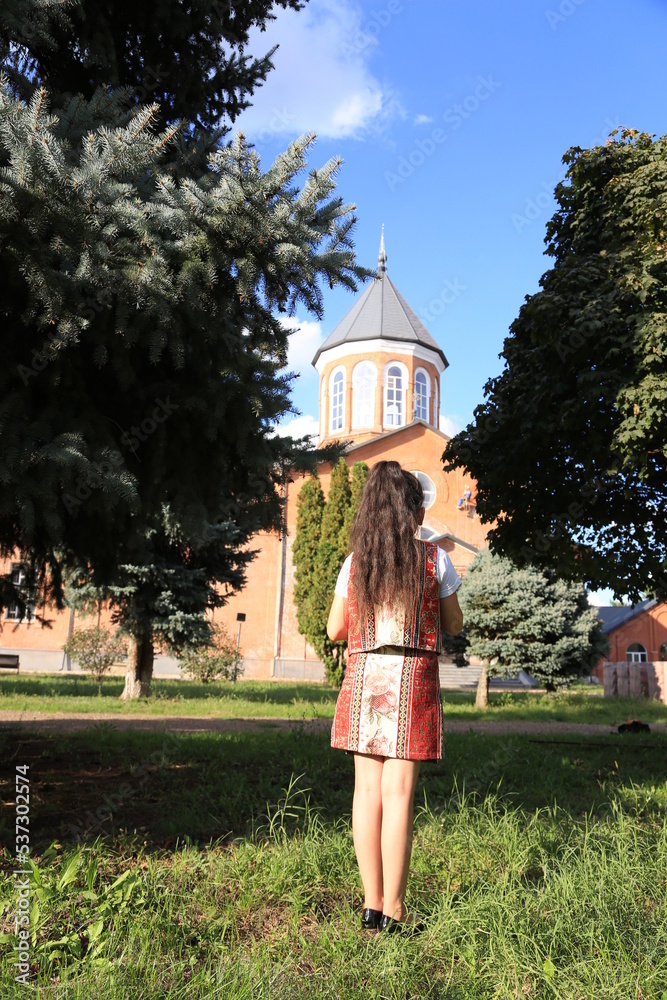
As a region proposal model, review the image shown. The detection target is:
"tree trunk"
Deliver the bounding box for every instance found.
[120,633,154,700]
[475,661,489,708]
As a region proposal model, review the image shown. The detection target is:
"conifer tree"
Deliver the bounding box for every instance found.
[458,549,609,706]
[299,458,350,686]
[0,0,370,696]
[338,461,368,557]
[292,473,325,639]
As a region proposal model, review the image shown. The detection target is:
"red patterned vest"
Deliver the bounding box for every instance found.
[347,540,442,654]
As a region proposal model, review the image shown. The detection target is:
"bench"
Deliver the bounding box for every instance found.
[0,653,19,672]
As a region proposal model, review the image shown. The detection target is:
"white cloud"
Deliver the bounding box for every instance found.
[273,413,320,441]
[587,588,625,607]
[281,317,324,375]
[439,414,462,437]
[235,0,402,140]
[414,113,434,125]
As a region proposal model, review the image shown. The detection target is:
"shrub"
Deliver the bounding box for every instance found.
[63,626,127,691]
[179,624,243,684]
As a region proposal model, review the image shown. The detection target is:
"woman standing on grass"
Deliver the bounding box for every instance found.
[328,461,463,935]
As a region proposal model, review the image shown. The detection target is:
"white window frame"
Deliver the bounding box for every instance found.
[352,361,377,429]
[5,563,36,622]
[329,366,346,433]
[626,643,647,663]
[410,470,437,510]
[320,378,326,439]
[414,368,430,422]
[383,361,408,428]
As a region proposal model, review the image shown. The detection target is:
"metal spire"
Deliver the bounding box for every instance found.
[378,224,387,274]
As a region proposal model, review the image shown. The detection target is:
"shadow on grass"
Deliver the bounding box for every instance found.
[1,724,666,858]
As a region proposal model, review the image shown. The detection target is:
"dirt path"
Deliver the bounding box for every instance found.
[1,710,665,737]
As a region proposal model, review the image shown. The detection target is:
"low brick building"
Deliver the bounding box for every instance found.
[593,599,667,703]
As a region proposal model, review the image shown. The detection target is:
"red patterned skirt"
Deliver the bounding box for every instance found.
[331,648,443,760]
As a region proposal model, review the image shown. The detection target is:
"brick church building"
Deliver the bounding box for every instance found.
[0,233,489,679]
[215,232,489,678]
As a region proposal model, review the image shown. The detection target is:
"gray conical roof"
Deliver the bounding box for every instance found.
[312,240,448,368]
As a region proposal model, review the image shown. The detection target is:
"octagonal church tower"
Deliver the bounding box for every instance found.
[315,229,448,445]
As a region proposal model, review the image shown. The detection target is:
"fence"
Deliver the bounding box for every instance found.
[602,661,667,704]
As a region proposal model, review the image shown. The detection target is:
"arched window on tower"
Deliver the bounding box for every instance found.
[352,362,377,428]
[384,364,405,427]
[319,378,325,439]
[330,367,345,432]
[414,369,429,422]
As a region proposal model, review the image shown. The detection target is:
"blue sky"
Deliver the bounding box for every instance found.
[236,0,667,602]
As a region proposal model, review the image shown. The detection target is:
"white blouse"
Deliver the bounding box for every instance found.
[334,546,461,600]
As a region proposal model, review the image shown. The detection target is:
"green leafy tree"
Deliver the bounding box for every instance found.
[0,0,369,696]
[179,623,243,684]
[458,549,609,707]
[443,129,667,602]
[63,625,127,693]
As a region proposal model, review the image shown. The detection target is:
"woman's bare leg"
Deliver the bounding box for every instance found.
[380,758,421,921]
[352,753,385,911]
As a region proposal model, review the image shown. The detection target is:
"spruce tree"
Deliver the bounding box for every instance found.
[0,0,370,696]
[457,549,609,706]
[2,0,306,133]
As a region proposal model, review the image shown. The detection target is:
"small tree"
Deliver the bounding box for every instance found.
[458,549,609,707]
[179,624,243,684]
[63,626,127,693]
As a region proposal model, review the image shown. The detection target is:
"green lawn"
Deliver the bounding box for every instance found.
[1,725,666,998]
[1,672,667,727]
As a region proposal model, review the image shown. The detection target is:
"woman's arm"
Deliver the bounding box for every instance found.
[440,592,463,636]
[327,594,348,642]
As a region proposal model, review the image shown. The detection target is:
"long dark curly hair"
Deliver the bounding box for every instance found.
[347,461,425,618]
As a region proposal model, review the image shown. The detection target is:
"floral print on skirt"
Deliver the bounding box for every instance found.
[331,649,443,760]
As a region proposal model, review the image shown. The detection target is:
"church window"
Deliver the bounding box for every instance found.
[352,362,377,428]
[384,364,405,427]
[410,470,436,510]
[330,368,345,432]
[414,369,429,421]
[626,642,647,663]
[320,378,326,440]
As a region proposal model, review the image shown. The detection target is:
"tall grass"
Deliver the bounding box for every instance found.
[1,727,666,998]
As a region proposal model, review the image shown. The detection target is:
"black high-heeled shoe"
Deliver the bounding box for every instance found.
[360,907,383,930]
[379,914,426,936]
